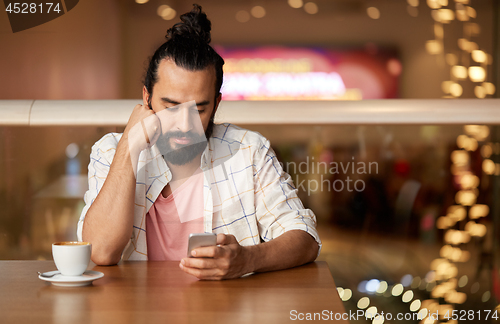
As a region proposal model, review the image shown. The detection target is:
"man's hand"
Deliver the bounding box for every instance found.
[124,104,161,154]
[122,104,162,177]
[179,234,252,280]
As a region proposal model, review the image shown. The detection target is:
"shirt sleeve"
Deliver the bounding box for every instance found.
[77,134,119,242]
[253,138,322,256]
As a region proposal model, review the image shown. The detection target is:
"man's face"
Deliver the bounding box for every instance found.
[143,59,221,165]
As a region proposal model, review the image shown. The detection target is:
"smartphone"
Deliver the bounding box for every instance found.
[187,233,217,257]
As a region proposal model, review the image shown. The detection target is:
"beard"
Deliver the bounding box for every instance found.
[155,118,215,166]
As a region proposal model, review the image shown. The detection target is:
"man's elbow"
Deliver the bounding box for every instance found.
[299,229,320,263]
[82,226,123,265]
[91,249,121,266]
[293,230,320,264]
[305,239,320,263]
[87,239,122,265]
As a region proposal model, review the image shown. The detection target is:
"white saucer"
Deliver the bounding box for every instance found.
[38,270,104,287]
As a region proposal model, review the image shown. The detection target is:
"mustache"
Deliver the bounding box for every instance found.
[160,130,206,142]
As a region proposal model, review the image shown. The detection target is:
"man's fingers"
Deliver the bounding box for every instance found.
[181,257,218,269]
[140,119,150,144]
[179,262,223,280]
[216,233,225,245]
[191,246,224,258]
[142,113,161,146]
[217,233,238,245]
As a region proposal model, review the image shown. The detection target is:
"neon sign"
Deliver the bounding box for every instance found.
[217,47,399,100]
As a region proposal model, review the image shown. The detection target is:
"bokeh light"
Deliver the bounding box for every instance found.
[465,221,487,237]
[157,4,169,16]
[251,6,266,18]
[366,279,381,293]
[451,150,469,166]
[466,6,476,19]
[392,284,404,296]
[464,124,490,141]
[427,0,441,9]
[376,281,388,294]
[438,8,454,22]
[417,308,429,319]
[458,38,469,51]
[469,204,489,219]
[387,59,402,76]
[358,296,370,309]
[475,86,487,98]
[451,65,468,79]
[441,80,452,93]
[426,40,442,54]
[365,306,378,319]
[481,144,493,158]
[458,275,468,287]
[445,291,467,304]
[157,5,176,20]
[288,0,303,9]
[455,190,476,206]
[65,143,79,159]
[410,299,421,311]
[341,288,352,301]
[483,82,496,95]
[402,290,414,303]
[367,7,380,19]
[448,205,466,221]
[401,274,413,287]
[235,10,250,22]
[444,229,471,245]
[450,82,463,97]
[483,159,495,175]
[358,280,368,293]
[469,66,486,82]
[304,2,318,14]
[472,50,487,63]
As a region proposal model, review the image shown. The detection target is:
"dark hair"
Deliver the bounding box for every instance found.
[144,4,224,108]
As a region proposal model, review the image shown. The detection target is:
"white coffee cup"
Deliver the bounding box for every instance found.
[52,242,91,276]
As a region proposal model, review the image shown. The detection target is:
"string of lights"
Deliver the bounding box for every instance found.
[130,1,499,322]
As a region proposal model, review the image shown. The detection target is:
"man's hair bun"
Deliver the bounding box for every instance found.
[144,3,224,103]
[166,4,211,44]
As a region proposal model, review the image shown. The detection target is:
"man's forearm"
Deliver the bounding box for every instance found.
[244,230,319,273]
[82,137,137,265]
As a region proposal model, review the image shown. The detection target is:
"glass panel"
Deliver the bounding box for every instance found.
[1,123,498,320]
[0,126,123,260]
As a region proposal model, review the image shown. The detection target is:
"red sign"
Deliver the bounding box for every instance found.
[216,46,400,100]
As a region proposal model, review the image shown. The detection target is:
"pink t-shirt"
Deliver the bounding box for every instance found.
[146,169,204,261]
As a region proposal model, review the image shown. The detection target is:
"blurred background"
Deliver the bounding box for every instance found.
[1,0,500,323]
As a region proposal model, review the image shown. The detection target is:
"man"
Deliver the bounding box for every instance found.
[77,4,320,280]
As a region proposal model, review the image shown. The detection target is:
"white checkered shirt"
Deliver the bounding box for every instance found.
[77,123,321,260]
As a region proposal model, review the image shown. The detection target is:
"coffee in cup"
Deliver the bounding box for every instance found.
[52,242,91,276]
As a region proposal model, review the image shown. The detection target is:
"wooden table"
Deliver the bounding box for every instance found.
[0,261,348,323]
